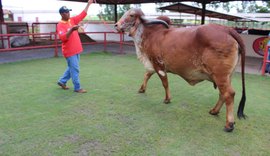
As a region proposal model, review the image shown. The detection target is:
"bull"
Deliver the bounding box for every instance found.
[114,8,246,132]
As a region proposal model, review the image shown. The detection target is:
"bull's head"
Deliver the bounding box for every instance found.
[115,8,169,36]
[114,8,145,35]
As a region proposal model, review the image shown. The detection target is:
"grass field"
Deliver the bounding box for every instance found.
[0,52,269,156]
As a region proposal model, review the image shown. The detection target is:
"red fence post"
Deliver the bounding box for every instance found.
[120,33,123,54]
[54,32,58,57]
[261,45,269,75]
[104,32,107,52]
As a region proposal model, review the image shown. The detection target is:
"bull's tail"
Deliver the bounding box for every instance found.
[229,28,246,119]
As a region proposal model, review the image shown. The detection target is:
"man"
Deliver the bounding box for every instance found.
[57,0,93,93]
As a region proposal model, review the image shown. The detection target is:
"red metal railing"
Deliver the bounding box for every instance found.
[31,22,57,44]
[0,31,133,55]
[261,45,270,75]
[0,33,58,56]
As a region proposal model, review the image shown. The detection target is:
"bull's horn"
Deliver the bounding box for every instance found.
[140,16,169,29]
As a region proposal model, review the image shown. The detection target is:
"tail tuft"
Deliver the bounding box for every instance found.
[237,93,247,119]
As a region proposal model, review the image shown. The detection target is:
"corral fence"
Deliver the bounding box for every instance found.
[0,22,134,55]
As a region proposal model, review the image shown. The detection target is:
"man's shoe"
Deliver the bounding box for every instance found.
[74,89,87,93]
[57,82,69,90]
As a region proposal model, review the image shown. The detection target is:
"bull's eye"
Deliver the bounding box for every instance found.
[130,14,134,18]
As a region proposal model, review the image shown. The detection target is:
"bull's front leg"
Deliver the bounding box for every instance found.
[156,70,171,104]
[152,58,171,104]
[138,71,154,93]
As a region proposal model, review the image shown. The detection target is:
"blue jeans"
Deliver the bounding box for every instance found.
[58,54,81,91]
[267,48,270,72]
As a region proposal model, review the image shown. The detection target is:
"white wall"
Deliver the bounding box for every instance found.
[240,34,266,58]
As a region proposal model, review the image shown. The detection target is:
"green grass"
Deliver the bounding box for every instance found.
[0,52,269,156]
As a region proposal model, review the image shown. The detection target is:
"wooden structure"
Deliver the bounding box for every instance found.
[0,0,4,22]
[159,3,256,23]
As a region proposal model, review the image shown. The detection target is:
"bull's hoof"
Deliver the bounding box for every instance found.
[223,122,235,132]
[163,99,171,104]
[138,89,145,93]
[209,109,219,116]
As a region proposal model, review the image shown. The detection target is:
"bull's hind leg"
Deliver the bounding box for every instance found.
[138,71,154,93]
[213,76,235,132]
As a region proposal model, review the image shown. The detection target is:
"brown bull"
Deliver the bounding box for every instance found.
[115,8,246,132]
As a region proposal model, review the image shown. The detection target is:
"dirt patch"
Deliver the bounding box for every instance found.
[75,140,113,156]
[48,134,81,148]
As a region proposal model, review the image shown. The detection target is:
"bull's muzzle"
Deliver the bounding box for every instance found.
[114,23,122,32]
[114,24,119,30]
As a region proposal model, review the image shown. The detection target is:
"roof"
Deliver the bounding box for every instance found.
[61,0,269,5]
[159,3,257,22]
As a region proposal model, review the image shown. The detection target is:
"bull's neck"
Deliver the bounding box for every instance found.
[132,24,144,46]
[131,24,145,59]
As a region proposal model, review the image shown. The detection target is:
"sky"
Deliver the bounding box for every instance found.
[3,0,264,14]
[2,0,159,22]
[2,0,264,23]
[3,0,101,15]
[2,0,157,15]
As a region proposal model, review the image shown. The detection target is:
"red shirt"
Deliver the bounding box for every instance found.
[57,11,87,58]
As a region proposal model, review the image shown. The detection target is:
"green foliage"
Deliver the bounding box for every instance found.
[208,1,269,13]
[208,2,220,10]
[236,1,252,13]
[256,1,270,13]
[97,4,131,21]
[267,1,270,8]
[155,2,174,13]
[0,53,269,155]
[101,4,115,21]
[118,5,131,20]
[221,3,231,12]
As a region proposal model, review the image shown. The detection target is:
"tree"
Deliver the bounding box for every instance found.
[234,1,270,13]
[97,4,114,21]
[155,2,173,13]
[256,1,270,13]
[221,3,233,12]
[98,4,131,21]
[118,5,131,20]
[236,1,257,13]
[208,2,220,10]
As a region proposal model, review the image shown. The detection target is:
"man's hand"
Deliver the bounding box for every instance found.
[71,25,80,31]
[66,25,80,39]
[84,0,93,12]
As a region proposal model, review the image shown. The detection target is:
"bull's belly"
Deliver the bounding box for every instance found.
[173,70,212,86]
